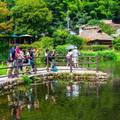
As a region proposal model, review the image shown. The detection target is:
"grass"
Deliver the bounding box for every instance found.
[0,64,7,75]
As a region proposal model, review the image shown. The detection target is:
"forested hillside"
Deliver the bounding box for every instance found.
[0,0,120,36]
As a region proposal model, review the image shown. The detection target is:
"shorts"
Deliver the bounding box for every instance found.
[72,57,78,64]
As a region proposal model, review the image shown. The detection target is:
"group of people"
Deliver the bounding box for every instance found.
[7,45,36,78]
[7,46,79,78]
[66,47,80,68]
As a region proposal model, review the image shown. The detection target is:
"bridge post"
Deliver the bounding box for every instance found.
[46,55,49,72]
[96,55,99,72]
[70,55,73,73]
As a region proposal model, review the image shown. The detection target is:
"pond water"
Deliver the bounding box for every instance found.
[0,61,120,120]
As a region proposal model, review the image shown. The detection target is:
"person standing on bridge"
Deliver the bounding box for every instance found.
[45,49,51,72]
[7,46,16,78]
[29,48,37,74]
[66,49,73,67]
[72,47,79,68]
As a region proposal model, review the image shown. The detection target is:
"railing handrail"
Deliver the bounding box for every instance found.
[0,55,99,78]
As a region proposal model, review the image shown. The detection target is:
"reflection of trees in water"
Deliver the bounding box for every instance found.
[0,79,109,120]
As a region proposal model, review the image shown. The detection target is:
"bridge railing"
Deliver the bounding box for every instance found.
[0,55,99,78]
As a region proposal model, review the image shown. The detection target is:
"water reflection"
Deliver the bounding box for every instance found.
[0,79,105,120]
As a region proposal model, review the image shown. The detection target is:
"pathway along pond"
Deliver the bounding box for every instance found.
[0,61,120,120]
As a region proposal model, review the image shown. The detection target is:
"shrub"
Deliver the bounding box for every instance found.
[39,36,54,49]
[97,51,117,61]
[83,45,109,51]
[56,44,70,55]
[81,50,117,61]
[53,28,84,48]
[114,43,120,51]
[80,51,97,56]
[66,35,84,48]
[113,38,120,51]
[52,29,69,46]
[22,75,32,85]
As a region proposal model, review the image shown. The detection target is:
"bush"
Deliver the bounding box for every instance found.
[56,44,70,55]
[83,45,109,51]
[66,35,84,48]
[52,29,69,46]
[81,51,97,56]
[39,36,54,49]
[113,38,120,51]
[52,28,84,47]
[81,50,117,61]
[114,43,120,51]
[97,51,117,61]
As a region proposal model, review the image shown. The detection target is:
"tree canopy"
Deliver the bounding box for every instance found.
[0,2,12,35]
[0,0,120,36]
[11,0,53,36]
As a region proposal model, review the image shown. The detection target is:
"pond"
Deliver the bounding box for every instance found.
[0,61,120,120]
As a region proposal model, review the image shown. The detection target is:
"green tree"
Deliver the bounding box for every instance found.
[0,1,13,35]
[52,29,69,46]
[1,0,15,9]
[11,0,53,36]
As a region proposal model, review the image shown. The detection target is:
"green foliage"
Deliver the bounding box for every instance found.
[22,75,32,85]
[0,40,10,60]
[114,43,120,51]
[11,0,53,36]
[81,51,97,57]
[52,29,69,46]
[88,19,115,35]
[19,44,31,50]
[30,36,54,50]
[56,44,70,55]
[53,29,84,47]
[66,34,84,48]
[0,2,13,34]
[83,45,110,51]
[5,0,15,9]
[81,50,117,61]
[113,38,120,51]
[46,0,120,31]
[98,50,117,61]
[39,36,54,49]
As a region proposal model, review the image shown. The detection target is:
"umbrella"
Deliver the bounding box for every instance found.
[10,34,18,38]
[66,45,76,50]
[19,34,32,37]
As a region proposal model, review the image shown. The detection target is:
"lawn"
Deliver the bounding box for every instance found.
[0,64,7,75]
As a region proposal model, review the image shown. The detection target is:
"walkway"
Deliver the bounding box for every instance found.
[0,66,109,85]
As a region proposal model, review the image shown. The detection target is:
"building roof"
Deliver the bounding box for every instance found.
[79,26,114,42]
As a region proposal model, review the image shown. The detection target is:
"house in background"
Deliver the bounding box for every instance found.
[79,26,114,46]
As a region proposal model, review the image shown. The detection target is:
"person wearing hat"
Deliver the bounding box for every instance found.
[72,47,79,68]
